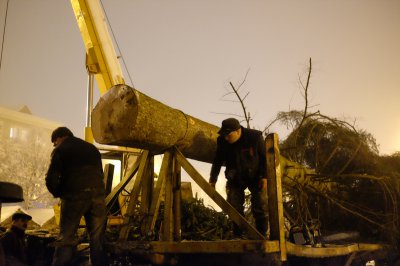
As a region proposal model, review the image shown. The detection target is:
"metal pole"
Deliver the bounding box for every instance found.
[86,74,94,127]
[85,74,94,142]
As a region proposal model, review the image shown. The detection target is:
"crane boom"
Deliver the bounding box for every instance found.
[71,0,125,95]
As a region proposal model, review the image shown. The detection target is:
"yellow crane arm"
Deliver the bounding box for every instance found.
[71,0,125,95]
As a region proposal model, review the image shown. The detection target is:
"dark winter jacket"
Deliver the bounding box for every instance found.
[0,226,28,265]
[45,136,105,200]
[210,127,267,185]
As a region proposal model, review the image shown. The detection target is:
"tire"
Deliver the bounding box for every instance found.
[0,182,23,202]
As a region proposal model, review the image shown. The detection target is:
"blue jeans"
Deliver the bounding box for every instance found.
[52,193,107,266]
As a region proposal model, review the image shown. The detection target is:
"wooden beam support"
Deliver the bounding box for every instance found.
[110,240,280,254]
[119,150,149,240]
[105,152,142,206]
[163,152,174,241]
[108,241,382,258]
[153,240,280,253]
[147,152,172,232]
[140,156,154,234]
[266,133,286,261]
[103,163,115,196]
[175,147,265,240]
[286,242,382,258]
[173,156,182,241]
[344,252,356,266]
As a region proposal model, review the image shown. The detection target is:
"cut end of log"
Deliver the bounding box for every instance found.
[91,84,219,163]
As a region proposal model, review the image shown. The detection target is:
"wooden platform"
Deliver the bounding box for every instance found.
[286,242,382,258]
[108,240,382,257]
[103,139,385,263]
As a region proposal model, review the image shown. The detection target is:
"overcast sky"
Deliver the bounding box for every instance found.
[0,0,399,156]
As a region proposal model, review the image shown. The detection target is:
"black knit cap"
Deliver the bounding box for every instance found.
[12,210,32,221]
[51,127,74,143]
[218,118,241,137]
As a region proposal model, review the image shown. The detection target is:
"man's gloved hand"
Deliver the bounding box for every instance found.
[259,178,267,191]
[209,182,216,188]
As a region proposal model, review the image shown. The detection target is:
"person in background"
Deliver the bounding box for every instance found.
[209,118,268,238]
[0,211,32,266]
[46,127,107,266]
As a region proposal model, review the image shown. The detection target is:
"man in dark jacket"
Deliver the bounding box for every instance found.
[209,118,268,238]
[0,211,32,266]
[46,127,107,266]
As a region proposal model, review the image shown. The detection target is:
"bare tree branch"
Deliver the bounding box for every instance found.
[297,57,312,131]
[221,91,235,98]
[236,68,251,92]
[210,112,244,118]
[242,92,250,102]
[229,81,251,128]
[215,69,252,128]
[220,99,240,103]
[263,116,282,134]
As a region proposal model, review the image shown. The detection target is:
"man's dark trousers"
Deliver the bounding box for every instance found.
[226,181,268,237]
[52,192,107,266]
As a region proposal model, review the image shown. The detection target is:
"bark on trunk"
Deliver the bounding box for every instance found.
[91,85,330,190]
[91,84,219,163]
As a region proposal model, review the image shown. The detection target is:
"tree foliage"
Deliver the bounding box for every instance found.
[277,112,399,246]
[0,130,56,208]
[230,58,399,249]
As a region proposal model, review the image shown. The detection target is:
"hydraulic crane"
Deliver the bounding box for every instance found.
[71,0,125,143]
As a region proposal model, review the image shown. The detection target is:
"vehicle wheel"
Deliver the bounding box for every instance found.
[0,182,23,202]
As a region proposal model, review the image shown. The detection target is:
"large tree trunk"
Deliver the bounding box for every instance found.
[91,84,329,190]
[91,84,219,163]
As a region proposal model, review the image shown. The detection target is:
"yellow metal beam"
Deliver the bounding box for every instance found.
[71,0,125,95]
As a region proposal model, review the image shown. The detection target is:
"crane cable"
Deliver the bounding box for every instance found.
[99,0,135,88]
[0,0,10,75]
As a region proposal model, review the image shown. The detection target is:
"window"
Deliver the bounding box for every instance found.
[9,127,18,139]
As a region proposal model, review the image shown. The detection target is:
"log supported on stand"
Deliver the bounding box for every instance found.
[91,84,219,163]
[113,147,264,242]
[91,84,330,191]
[93,85,381,259]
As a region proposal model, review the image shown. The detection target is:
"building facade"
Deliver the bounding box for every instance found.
[0,106,62,208]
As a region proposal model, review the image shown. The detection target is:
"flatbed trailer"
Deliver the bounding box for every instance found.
[105,240,383,265]
[69,1,386,264]
[100,135,384,265]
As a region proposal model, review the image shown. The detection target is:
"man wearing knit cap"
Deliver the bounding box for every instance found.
[210,118,268,238]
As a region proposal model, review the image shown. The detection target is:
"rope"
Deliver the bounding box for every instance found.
[0,0,10,75]
[99,0,135,88]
